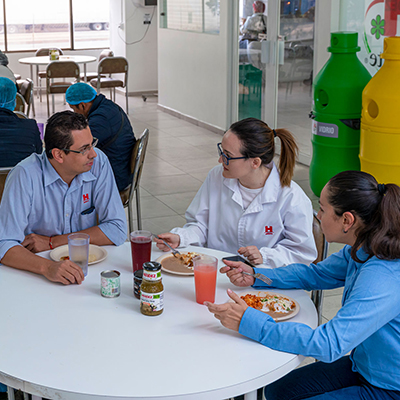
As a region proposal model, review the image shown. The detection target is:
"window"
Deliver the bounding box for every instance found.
[1,0,109,51]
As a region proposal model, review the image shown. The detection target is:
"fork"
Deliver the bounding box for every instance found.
[240,270,272,285]
[152,233,181,256]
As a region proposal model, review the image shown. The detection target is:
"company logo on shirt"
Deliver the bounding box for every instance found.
[83,193,89,204]
[264,226,273,235]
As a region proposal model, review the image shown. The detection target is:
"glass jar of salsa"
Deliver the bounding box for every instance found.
[140,262,164,316]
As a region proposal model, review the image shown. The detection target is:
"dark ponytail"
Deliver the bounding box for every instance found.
[326,170,400,262]
[229,118,298,187]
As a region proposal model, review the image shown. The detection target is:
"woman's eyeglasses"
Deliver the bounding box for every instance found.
[217,143,247,166]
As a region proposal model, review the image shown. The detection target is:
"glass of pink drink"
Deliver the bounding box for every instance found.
[130,230,152,273]
[193,255,218,304]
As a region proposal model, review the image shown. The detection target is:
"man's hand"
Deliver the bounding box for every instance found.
[154,233,180,251]
[220,259,255,287]
[43,260,85,285]
[22,234,52,253]
[205,289,248,331]
[238,246,263,264]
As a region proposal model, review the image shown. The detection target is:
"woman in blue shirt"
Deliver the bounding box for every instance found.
[206,170,400,399]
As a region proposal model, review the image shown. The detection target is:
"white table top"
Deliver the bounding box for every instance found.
[0,243,317,400]
[19,55,97,65]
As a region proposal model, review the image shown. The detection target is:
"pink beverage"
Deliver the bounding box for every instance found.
[130,231,152,273]
[193,255,218,304]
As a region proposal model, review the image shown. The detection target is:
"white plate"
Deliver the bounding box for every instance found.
[50,244,108,265]
[156,252,205,276]
[236,290,300,322]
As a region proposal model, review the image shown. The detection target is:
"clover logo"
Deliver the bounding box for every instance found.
[371,15,385,40]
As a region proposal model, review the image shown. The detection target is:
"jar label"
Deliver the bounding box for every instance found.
[143,270,162,281]
[312,120,339,138]
[140,290,164,312]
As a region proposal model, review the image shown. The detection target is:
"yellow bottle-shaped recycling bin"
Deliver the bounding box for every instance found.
[360,37,400,185]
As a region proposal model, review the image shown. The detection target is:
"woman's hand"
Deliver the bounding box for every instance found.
[238,246,263,264]
[205,289,248,331]
[154,233,180,251]
[220,259,255,287]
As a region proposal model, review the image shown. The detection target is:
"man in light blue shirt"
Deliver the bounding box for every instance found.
[0,111,127,285]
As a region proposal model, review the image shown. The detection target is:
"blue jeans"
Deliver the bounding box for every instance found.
[265,356,400,400]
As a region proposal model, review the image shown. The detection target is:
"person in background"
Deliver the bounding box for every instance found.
[207,170,400,400]
[0,111,127,285]
[0,50,16,84]
[241,1,267,41]
[65,82,136,191]
[155,117,317,268]
[0,77,42,168]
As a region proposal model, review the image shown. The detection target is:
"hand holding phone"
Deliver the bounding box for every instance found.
[222,255,254,268]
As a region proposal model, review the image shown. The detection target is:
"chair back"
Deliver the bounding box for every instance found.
[46,61,80,79]
[19,78,34,115]
[311,210,329,326]
[35,47,64,57]
[130,129,149,192]
[98,57,128,79]
[14,93,26,113]
[14,111,28,119]
[0,167,13,204]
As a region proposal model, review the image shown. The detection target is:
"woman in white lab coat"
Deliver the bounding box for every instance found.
[155,118,317,268]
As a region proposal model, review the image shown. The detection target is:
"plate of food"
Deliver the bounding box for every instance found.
[238,291,300,321]
[156,251,203,276]
[50,244,108,265]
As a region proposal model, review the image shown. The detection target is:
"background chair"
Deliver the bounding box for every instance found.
[311,210,329,326]
[81,49,114,82]
[90,56,129,113]
[14,111,28,119]
[0,167,13,203]
[46,61,80,117]
[18,78,35,117]
[35,47,64,101]
[120,129,149,232]
[14,93,26,113]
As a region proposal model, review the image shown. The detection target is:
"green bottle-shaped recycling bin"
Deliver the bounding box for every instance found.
[309,32,371,197]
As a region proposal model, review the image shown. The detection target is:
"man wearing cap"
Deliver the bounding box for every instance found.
[0,77,42,167]
[65,82,136,191]
[0,111,127,285]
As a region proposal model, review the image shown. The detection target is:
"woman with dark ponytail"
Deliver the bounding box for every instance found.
[155,117,317,268]
[207,170,400,400]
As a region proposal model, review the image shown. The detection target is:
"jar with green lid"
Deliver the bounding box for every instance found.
[140,261,164,316]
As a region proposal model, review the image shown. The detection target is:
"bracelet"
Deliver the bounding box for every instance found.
[49,236,53,250]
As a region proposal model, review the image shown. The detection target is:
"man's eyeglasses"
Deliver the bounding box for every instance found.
[61,137,98,156]
[217,143,247,166]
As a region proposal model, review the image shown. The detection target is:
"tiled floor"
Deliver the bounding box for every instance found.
[32,88,343,340]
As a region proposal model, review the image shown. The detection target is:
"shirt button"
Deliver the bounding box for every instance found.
[66,214,69,217]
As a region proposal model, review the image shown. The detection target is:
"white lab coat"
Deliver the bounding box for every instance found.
[171,164,317,268]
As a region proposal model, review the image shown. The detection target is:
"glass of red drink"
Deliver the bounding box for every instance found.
[193,255,218,304]
[130,230,152,273]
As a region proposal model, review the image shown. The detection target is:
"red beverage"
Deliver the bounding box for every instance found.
[194,264,217,304]
[130,233,152,272]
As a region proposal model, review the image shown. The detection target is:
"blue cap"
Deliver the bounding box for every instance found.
[65,82,97,105]
[0,77,16,111]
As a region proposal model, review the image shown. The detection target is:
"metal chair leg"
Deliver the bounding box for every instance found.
[135,186,142,231]
[127,198,133,234]
[125,89,128,114]
[311,289,324,326]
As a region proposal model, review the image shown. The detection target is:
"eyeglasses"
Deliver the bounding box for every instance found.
[61,137,98,156]
[217,143,247,166]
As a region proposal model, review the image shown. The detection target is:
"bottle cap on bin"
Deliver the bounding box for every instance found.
[328,32,360,54]
[381,37,400,60]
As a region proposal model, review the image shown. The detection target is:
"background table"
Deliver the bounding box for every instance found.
[19,55,97,82]
[0,243,317,400]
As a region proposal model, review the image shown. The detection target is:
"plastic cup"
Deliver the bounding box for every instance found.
[193,255,218,304]
[68,233,90,277]
[130,230,152,273]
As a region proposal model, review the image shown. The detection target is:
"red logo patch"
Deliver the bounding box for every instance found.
[264,226,273,235]
[83,193,89,204]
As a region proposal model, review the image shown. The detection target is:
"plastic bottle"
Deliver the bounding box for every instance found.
[309,32,371,197]
[360,36,400,185]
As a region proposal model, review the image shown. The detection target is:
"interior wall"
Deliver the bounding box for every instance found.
[110,0,158,94]
[158,0,233,131]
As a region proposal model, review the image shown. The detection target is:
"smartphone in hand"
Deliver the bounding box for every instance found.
[222,255,254,268]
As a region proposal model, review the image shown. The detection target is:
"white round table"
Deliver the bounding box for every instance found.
[19,55,97,82]
[0,243,317,400]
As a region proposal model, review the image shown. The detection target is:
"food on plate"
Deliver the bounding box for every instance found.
[241,293,296,314]
[174,252,199,269]
[60,256,70,261]
[160,252,200,274]
[59,254,97,263]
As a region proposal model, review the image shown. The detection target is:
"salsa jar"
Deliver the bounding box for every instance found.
[140,262,164,316]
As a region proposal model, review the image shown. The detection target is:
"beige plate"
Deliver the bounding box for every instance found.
[50,244,108,265]
[156,252,204,276]
[236,290,300,322]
